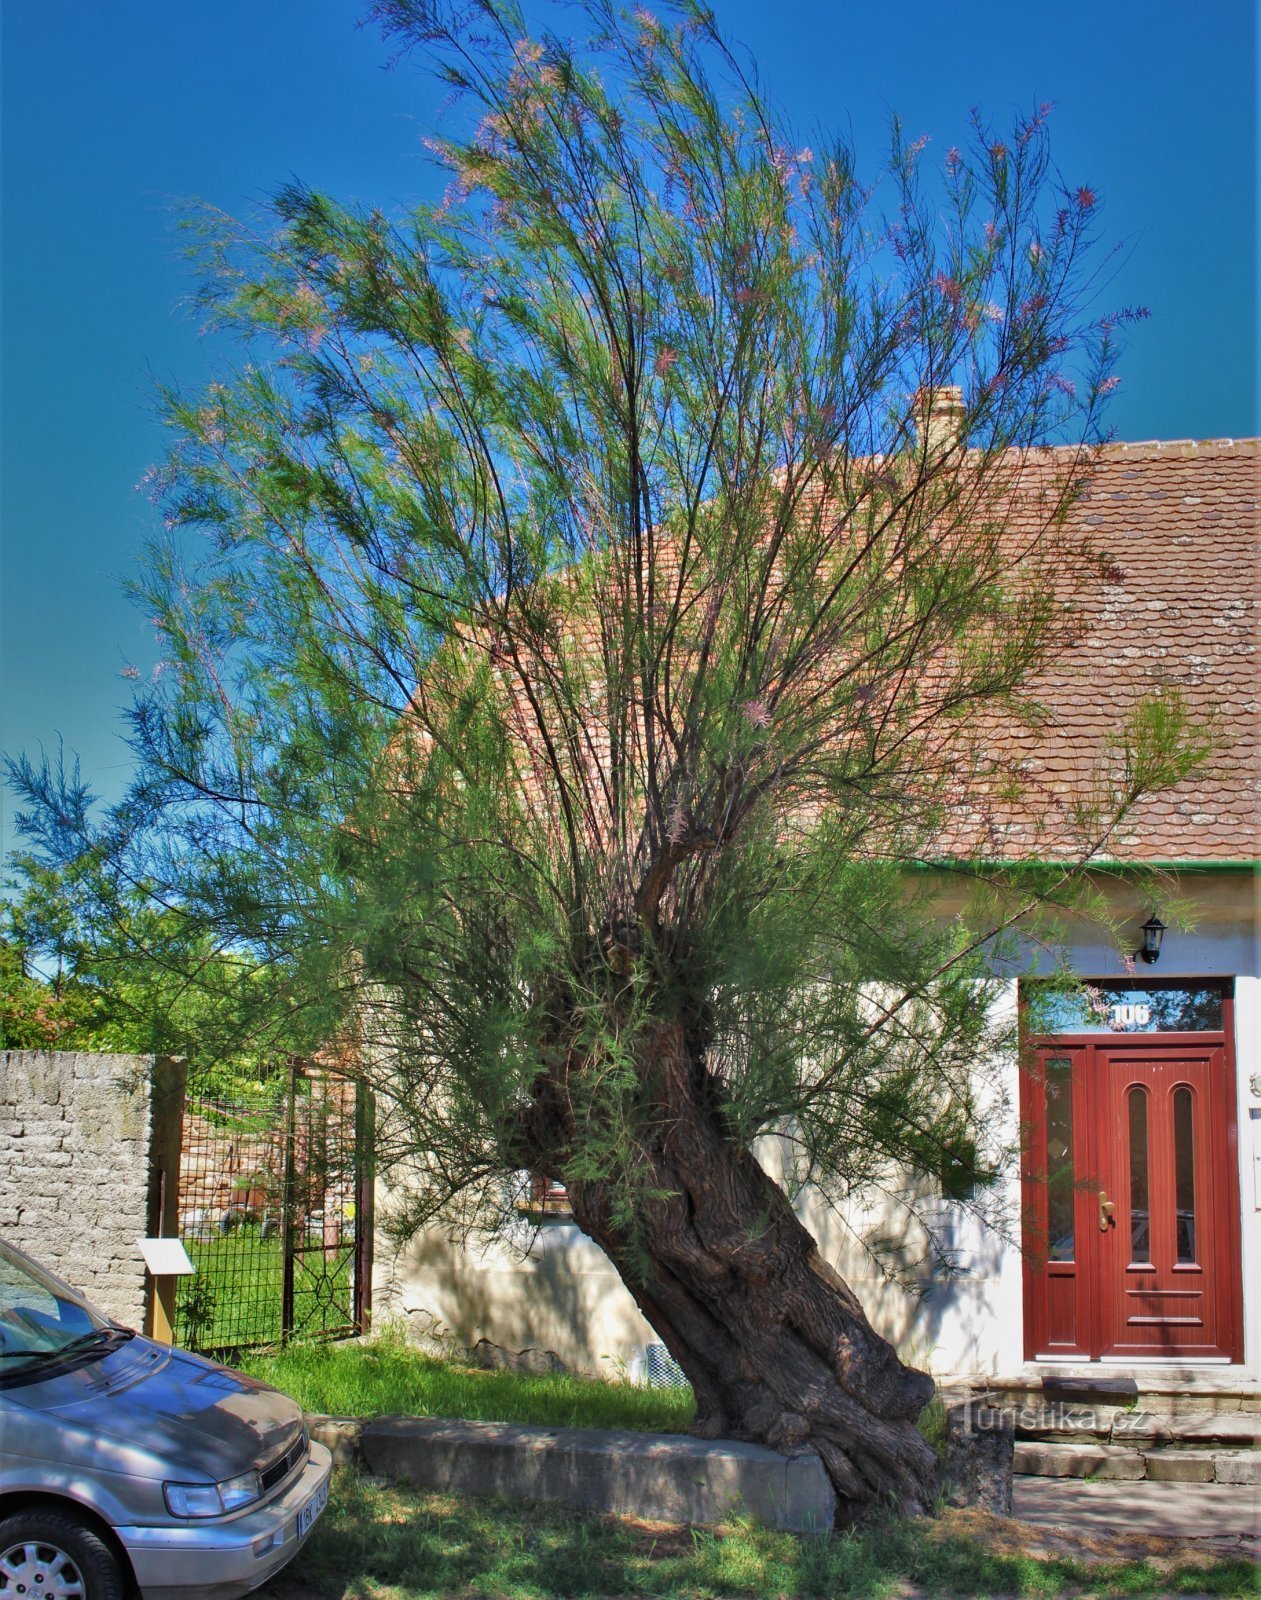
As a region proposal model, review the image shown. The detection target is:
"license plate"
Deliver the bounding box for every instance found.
[296,1476,328,1539]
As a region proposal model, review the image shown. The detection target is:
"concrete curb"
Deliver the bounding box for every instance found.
[308,1413,836,1532]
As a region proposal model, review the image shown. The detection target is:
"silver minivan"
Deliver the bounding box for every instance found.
[0,1239,332,1600]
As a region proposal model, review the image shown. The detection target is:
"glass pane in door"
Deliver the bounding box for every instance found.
[1046,1058,1074,1261]
[1173,1085,1197,1264]
[1127,1085,1151,1264]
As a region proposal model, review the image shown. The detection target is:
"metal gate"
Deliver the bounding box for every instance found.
[173,1061,373,1353]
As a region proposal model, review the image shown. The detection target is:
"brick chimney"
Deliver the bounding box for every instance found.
[915,385,966,458]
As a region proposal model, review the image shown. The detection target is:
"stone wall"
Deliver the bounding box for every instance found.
[0,1051,182,1329]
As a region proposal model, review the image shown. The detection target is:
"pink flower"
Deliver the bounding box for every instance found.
[945,146,962,173]
[654,347,678,377]
[1076,186,1097,210]
[934,271,963,307]
[740,699,772,729]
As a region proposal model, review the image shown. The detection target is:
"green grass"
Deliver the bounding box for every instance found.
[235,1328,696,1434]
[175,1232,354,1351]
[265,1469,1256,1599]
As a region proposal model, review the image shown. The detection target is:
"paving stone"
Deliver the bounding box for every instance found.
[1014,1405,1108,1440]
[1110,1409,1174,1445]
[1172,1413,1259,1447]
[1215,1453,1261,1487]
[1013,1474,1261,1541]
[1013,1441,1145,1480]
[1145,1451,1218,1483]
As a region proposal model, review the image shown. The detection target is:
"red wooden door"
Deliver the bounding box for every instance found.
[1093,1044,1240,1359]
[1022,1012,1242,1363]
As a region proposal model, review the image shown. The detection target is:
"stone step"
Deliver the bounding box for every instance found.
[1014,1438,1260,1486]
[1010,1406,1259,1448]
[1013,1441,1145,1480]
[970,1374,1260,1419]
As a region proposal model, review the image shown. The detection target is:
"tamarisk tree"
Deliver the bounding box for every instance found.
[15,0,1204,1517]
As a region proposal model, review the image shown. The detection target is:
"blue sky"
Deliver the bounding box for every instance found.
[1,0,1256,852]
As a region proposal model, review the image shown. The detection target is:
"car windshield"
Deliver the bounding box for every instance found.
[0,1240,121,1372]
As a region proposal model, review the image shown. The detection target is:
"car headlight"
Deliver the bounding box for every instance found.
[164,1470,262,1517]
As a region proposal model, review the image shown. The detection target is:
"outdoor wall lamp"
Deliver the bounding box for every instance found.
[1137,914,1166,965]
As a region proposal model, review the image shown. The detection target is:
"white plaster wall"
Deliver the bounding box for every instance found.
[1235,973,1260,1379]
[373,1202,657,1377]
[779,1006,1028,1381]
[374,872,1259,1381]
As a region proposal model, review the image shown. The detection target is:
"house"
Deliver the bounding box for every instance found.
[373,436,1259,1388]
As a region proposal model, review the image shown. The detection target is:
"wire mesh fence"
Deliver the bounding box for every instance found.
[173,1060,372,1353]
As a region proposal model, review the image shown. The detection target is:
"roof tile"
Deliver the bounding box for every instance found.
[940,439,1258,862]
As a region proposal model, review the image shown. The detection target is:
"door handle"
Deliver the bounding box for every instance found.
[1098,1191,1116,1231]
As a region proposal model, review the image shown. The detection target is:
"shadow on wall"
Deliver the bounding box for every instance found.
[800,1174,1018,1376]
[373,1171,1017,1383]
[374,1212,658,1378]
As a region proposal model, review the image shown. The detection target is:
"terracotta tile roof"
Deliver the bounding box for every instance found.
[940,438,1259,863]
[404,438,1257,871]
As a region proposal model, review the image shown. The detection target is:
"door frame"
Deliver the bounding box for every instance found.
[1019,983,1243,1363]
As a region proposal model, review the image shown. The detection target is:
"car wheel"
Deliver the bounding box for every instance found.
[0,1509,125,1600]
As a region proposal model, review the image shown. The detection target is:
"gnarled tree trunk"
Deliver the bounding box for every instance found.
[558,1022,939,1523]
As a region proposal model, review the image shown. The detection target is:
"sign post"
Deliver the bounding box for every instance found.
[137,1236,195,1344]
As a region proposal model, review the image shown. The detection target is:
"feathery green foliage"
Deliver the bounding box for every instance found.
[5,0,1206,1332]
